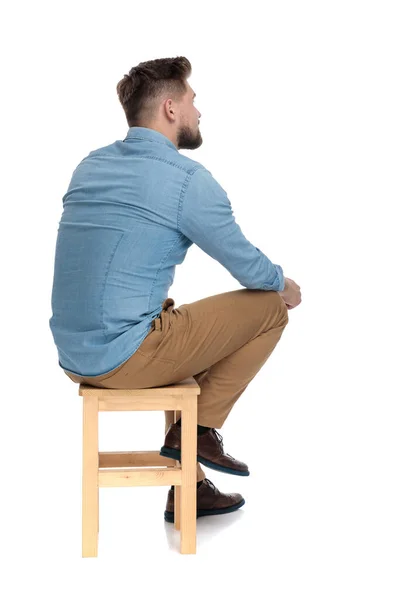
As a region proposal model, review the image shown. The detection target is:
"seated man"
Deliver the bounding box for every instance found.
[49,55,301,523]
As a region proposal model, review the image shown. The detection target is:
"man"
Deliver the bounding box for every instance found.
[49,56,302,524]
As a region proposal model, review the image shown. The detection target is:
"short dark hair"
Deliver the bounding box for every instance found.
[116,56,192,127]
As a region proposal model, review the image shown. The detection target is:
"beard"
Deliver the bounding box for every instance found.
[177,123,203,150]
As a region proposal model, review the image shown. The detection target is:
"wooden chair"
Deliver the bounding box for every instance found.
[79,376,201,556]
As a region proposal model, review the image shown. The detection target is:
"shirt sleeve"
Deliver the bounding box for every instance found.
[178,167,285,291]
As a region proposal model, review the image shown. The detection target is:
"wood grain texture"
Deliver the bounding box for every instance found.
[79,377,200,396]
[80,377,200,556]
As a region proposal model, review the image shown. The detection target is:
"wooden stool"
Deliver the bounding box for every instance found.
[79,376,201,556]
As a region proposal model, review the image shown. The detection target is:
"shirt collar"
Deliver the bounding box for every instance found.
[124,126,178,152]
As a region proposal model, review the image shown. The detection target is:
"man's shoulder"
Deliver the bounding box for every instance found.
[77,140,212,182]
[167,152,209,178]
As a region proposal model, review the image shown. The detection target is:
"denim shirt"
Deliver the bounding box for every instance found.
[49,126,285,377]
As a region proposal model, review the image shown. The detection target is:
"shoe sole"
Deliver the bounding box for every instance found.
[164,498,245,523]
[159,446,250,476]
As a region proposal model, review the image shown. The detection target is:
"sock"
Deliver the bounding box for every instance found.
[175,417,211,436]
[171,481,203,491]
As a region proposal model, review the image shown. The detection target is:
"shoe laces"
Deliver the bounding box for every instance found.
[213,429,224,449]
[203,478,218,494]
[213,429,234,459]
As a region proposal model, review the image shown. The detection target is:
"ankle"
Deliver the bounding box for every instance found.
[175,417,211,435]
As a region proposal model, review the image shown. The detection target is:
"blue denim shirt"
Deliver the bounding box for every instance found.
[49,126,285,377]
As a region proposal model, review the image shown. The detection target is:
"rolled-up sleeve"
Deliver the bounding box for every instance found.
[177,168,285,291]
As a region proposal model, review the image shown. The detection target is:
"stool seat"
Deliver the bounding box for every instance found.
[79,376,201,556]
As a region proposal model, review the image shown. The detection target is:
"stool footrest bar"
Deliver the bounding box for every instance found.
[98,467,182,487]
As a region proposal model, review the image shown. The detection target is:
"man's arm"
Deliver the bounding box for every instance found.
[177,167,285,291]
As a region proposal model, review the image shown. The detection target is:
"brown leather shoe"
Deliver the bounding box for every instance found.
[164,478,245,522]
[160,422,250,476]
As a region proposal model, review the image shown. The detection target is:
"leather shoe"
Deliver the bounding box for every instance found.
[164,478,245,522]
[160,422,250,476]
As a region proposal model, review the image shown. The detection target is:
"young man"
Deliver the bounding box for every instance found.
[49,56,301,523]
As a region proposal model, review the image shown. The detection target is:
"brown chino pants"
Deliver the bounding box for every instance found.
[65,288,289,482]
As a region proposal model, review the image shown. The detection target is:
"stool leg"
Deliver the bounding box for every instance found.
[180,396,197,554]
[82,395,99,557]
[165,410,182,529]
[173,410,182,530]
[174,474,181,531]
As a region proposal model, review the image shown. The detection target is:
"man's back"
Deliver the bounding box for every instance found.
[49,126,284,377]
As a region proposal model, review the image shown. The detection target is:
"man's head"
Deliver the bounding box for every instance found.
[116,56,202,150]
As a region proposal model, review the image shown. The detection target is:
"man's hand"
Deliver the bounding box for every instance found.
[279,277,302,310]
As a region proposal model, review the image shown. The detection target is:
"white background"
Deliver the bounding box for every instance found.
[1,0,399,598]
